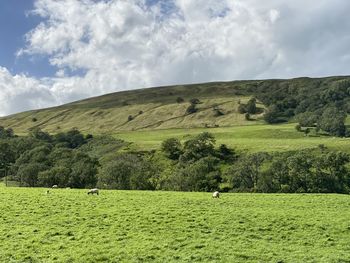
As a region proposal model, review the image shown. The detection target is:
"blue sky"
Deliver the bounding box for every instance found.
[0,0,56,77]
[1,0,350,116]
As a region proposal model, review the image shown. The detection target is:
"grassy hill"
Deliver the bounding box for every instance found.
[0,81,260,134]
[3,76,350,134]
[2,76,350,153]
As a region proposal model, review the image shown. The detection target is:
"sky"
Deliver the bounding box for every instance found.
[1,0,350,116]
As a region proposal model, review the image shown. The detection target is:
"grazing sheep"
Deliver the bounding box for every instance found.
[52,185,58,188]
[212,191,220,198]
[88,188,99,195]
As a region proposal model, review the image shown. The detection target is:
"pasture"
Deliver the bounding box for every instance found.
[116,123,350,152]
[0,185,349,262]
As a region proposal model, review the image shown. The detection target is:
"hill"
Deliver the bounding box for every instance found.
[2,76,350,134]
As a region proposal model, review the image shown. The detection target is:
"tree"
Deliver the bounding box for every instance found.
[318,107,346,136]
[264,105,282,124]
[246,98,257,114]
[69,152,99,188]
[0,126,15,139]
[217,144,236,162]
[225,152,269,191]
[180,132,216,162]
[99,154,155,190]
[54,129,86,148]
[17,163,47,187]
[0,142,15,171]
[161,138,182,160]
[314,151,350,193]
[38,166,71,187]
[169,157,221,192]
[29,128,52,142]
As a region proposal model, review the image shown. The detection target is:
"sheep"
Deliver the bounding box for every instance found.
[212,191,220,198]
[87,188,99,195]
[52,185,58,188]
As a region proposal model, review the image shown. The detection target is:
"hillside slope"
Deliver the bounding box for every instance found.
[1,76,350,134]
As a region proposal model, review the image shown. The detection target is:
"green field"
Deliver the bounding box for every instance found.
[1,185,349,262]
[116,123,350,152]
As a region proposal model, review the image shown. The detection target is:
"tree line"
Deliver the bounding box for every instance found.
[0,126,349,193]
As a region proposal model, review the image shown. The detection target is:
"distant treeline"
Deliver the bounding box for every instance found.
[248,78,350,137]
[0,126,349,193]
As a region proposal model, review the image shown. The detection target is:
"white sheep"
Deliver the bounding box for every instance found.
[87,188,99,195]
[52,185,58,188]
[212,191,220,198]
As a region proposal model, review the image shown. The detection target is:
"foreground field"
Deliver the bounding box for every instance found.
[0,186,349,262]
[116,123,350,152]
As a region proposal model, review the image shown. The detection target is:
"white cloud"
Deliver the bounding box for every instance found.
[2,0,350,115]
[0,67,56,116]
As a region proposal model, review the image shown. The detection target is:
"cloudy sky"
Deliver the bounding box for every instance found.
[1,0,350,116]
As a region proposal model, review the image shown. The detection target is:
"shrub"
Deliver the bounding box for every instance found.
[176,97,184,103]
[128,115,134,121]
[238,104,246,114]
[186,104,197,114]
[161,138,182,160]
[189,98,200,104]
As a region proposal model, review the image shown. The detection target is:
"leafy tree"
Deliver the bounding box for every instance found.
[0,126,15,139]
[264,105,282,124]
[318,107,346,136]
[161,138,182,160]
[54,129,86,148]
[296,112,318,127]
[69,152,99,188]
[0,142,15,174]
[314,151,350,193]
[180,132,216,162]
[29,128,52,142]
[169,157,221,192]
[17,163,48,187]
[99,154,155,190]
[38,166,71,187]
[246,98,257,114]
[217,144,236,162]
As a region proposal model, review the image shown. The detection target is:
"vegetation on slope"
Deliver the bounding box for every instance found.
[2,76,350,136]
[2,127,350,193]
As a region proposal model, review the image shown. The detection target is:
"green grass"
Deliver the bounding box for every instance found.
[116,123,350,153]
[0,185,349,262]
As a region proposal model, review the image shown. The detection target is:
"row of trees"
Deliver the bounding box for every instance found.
[226,151,350,193]
[1,127,350,193]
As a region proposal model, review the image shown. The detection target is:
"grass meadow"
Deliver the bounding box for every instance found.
[1,185,349,262]
[116,123,350,153]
